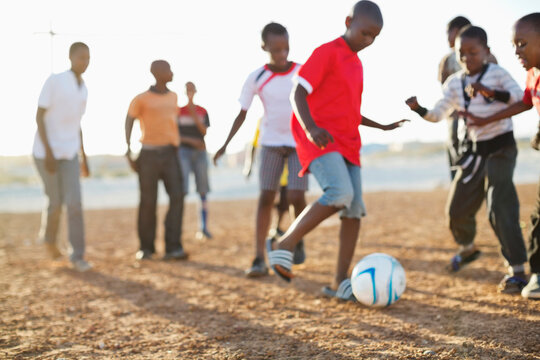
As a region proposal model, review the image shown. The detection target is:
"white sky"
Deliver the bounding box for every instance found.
[0,0,538,156]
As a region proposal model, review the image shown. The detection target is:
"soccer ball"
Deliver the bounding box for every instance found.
[351,253,406,307]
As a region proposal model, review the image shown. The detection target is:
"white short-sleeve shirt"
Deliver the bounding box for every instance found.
[238,63,300,147]
[33,70,88,159]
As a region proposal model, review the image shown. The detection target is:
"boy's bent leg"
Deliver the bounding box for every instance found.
[60,156,85,262]
[162,147,185,254]
[34,157,63,257]
[137,150,160,254]
[278,152,353,251]
[485,146,527,268]
[278,202,339,252]
[445,165,485,247]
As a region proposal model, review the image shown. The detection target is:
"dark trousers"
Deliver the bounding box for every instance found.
[445,145,527,266]
[137,146,184,254]
[529,178,540,273]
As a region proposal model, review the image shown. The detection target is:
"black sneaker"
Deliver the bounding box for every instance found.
[163,249,189,261]
[498,274,527,294]
[293,239,306,265]
[135,250,153,260]
[245,257,268,277]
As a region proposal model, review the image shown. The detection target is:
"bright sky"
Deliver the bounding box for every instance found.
[0,0,538,156]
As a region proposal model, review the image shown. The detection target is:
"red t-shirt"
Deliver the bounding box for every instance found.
[523,68,540,117]
[291,37,364,176]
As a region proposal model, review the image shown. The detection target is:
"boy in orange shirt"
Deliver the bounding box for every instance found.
[125,60,187,261]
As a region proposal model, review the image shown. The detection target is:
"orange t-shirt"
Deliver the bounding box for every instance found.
[128,90,180,147]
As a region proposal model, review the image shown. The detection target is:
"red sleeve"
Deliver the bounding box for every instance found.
[297,43,333,94]
[522,69,534,106]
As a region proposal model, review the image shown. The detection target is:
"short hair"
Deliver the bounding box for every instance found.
[458,25,488,48]
[69,42,89,56]
[351,0,383,26]
[517,13,540,34]
[447,16,471,32]
[261,22,287,42]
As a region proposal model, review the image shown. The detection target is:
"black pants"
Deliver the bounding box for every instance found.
[446,145,527,266]
[137,146,184,254]
[529,178,540,273]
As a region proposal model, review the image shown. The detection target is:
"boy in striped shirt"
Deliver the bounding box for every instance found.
[406,26,528,294]
[462,13,540,299]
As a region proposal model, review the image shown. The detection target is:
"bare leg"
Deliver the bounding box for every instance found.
[278,202,339,251]
[333,217,361,289]
[287,189,307,218]
[256,190,277,259]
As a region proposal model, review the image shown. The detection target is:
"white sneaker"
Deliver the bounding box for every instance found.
[521,273,540,299]
[72,259,92,272]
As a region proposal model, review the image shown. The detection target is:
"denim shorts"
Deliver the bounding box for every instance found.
[178,146,210,194]
[309,152,366,219]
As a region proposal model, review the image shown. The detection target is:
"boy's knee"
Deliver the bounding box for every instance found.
[322,186,354,209]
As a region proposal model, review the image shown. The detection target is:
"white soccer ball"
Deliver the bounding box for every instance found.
[351,253,406,307]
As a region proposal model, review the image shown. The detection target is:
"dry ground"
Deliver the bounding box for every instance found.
[1,184,539,359]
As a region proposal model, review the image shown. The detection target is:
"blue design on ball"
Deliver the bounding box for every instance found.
[355,267,376,305]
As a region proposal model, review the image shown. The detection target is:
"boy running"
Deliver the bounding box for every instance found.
[177,81,212,240]
[406,25,528,293]
[125,60,187,261]
[462,13,540,299]
[267,1,406,300]
[33,42,92,272]
[214,23,308,277]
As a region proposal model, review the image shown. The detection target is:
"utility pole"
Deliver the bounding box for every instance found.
[33,21,56,73]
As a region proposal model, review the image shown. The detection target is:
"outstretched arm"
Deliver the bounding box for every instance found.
[291,84,334,149]
[361,116,409,130]
[213,109,248,165]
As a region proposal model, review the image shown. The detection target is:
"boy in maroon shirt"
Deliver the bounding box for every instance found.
[267,0,407,300]
[463,13,540,299]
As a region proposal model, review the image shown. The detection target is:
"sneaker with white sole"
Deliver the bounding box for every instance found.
[498,274,527,294]
[245,257,268,278]
[72,259,92,272]
[522,273,540,299]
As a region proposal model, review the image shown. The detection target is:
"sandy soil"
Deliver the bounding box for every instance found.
[1,184,539,359]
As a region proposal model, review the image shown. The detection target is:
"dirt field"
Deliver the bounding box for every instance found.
[1,184,539,359]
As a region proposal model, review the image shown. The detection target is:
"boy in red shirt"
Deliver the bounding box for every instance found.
[463,13,540,299]
[267,0,407,300]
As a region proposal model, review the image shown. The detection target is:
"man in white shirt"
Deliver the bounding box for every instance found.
[33,42,91,272]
